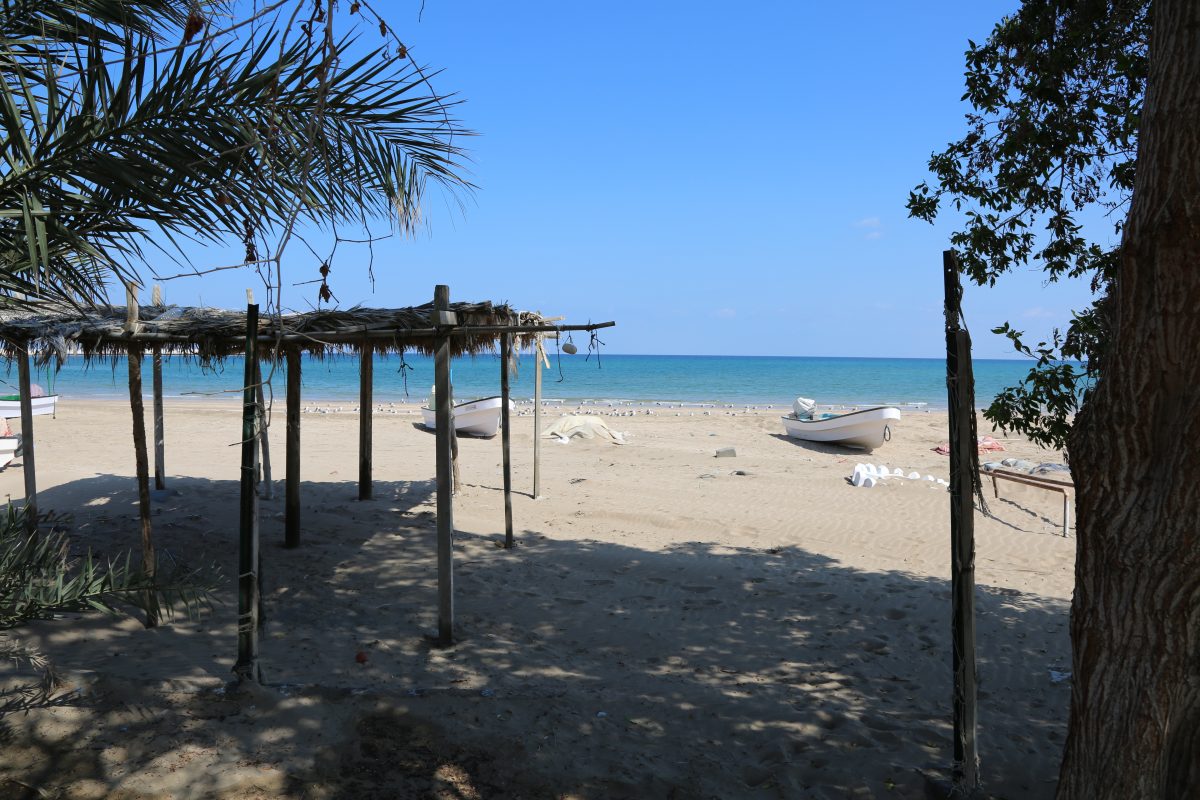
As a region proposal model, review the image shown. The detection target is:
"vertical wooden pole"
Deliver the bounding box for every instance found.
[449,381,460,494]
[151,284,165,491]
[254,360,272,500]
[234,302,261,682]
[944,249,979,790]
[285,346,301,548]
[15,342,37,535]
[533,336,543,499]
[433,285,455,644]
[127,344,157,627]
[359,339,373,500]
[500,332,514,548]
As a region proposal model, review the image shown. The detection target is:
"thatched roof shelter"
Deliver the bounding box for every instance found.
[1,285,615,659]
[0,300,557,366]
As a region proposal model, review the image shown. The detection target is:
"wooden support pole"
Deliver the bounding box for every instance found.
[151,285,165,490]
[359,339,373,500]
[449,382,460,494]
[127,344,157,627]
[15,342,37,535]
[152,347,165,490]
[285,346,301,548]
[944,250,980,791]
[254,360,272,500]
[533,336,544,499]
[433,285,455,645]
[500,333,514,547]
[234,302,261,682]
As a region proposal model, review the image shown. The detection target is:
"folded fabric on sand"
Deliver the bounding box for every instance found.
[542,415,626,445]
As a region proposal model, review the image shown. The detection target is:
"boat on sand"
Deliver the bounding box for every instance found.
[0,394,59,417]
[781,401,901,451]
[421,396,512,437]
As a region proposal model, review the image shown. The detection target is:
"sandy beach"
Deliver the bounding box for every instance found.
[0,398,1075,799]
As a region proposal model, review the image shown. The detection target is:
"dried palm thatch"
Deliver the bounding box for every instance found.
[0,301,553,367]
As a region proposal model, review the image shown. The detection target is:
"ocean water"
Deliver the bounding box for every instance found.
[9,353,1049,409]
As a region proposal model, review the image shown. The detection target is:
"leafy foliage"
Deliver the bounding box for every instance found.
[908,0,1148,450]
[0,503,219,714]
[0,504,217,629]
[0,0,471,303]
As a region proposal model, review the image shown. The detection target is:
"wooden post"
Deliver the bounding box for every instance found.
[284,346,301,548]
[15,341,37,535]
[500,332,514,548]
[533,336,545,499]
[151,285,165,490]
[234,302,261,682]
[944,250,979,791]
[449,381,460,494]
[254,360,272,500]
[433,285,456,644]
[127,344,157,627]
[359,338,373,500]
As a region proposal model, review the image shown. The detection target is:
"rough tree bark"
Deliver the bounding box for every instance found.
[1058,1,1200,797]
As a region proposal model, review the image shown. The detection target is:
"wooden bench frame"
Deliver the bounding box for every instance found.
[987,468,1074,537]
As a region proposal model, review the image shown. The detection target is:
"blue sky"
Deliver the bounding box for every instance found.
[158,1,1110,359]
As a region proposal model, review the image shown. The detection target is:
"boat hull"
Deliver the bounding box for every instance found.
[781,406,901,451]
[0,395,59,417]
[421,396,513,437]
[0,436,18,469]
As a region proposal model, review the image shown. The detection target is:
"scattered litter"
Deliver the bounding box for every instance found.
[851,463,946,488]
[480,688,495,698]
[1049,669,1072,684]
[595,711,608,718]
[714,447,737,458]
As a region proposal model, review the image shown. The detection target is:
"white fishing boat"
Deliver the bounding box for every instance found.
[0,435,19,469]
[421,396,513,437]
[0,394,59,417]
[781,402,901,451]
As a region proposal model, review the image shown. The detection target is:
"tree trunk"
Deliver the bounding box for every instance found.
[1058,2,1200,797]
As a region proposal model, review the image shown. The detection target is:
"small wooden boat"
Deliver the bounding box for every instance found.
[421,396,513,437]
[0,394,59,417]
[781,406,901,451]
[0,435,19,469]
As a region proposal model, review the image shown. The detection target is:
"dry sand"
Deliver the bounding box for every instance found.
[0,399,1075,799]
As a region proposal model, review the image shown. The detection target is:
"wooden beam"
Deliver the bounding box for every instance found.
[533,336,544,499]
[103,320,618,346]
[15,342,37,536]
[359,339,373,500]
[944,250,979,790]
[254,360,272,500]
[501,333,514,548]
[127,344,157,627]
[234,302,261,682]
[433,285,455,645]
[285,346,301,548]
[152,347,165,490]
[151,284,165,490]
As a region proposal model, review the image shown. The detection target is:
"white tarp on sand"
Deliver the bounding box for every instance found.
[542,414,626,445]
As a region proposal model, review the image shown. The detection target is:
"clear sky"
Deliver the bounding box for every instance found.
[156,1,1110,359]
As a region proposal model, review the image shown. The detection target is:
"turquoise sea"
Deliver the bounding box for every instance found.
[8,353,1048,409]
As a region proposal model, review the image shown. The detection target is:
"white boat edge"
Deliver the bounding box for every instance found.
[420,396,514,437]
[0,395,59,417]
[781,406,901,451]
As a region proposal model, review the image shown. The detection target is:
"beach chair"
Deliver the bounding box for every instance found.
[987,468,1073,537]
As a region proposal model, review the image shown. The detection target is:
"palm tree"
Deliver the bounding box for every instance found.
[0,0,471,302]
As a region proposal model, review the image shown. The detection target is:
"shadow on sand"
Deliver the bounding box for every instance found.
[0,473,1071,799]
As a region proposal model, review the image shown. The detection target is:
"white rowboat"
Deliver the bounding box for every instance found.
[421,396,513,437]
[781,406,901,451]
[0,395,58,417]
